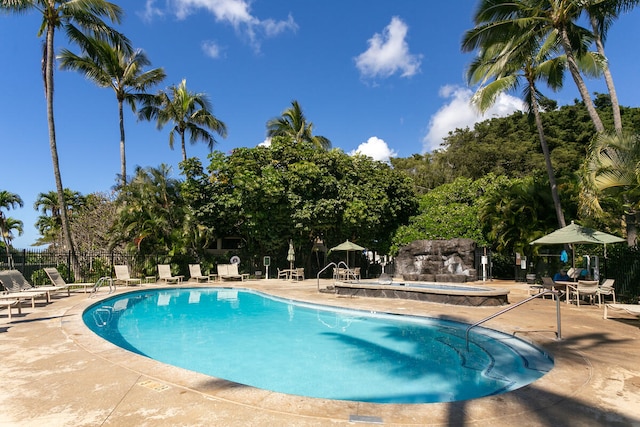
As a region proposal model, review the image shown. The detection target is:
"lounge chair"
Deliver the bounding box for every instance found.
[218,264,248,281]
[569,280,600,306]
[597,279,616,305]
[0,269,70,303]
[157,264,184,284]
[188,264,214,283]
[0,298,21,319]
[604,303,640,320]
[113,265,142,286]
[44,267,95,293]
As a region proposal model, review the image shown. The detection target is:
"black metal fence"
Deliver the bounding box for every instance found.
[1,248,224,286]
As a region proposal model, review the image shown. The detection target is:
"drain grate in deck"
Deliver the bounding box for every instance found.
[349,414,383,424]
[138,380,170,392]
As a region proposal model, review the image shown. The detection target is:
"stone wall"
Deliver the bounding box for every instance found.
[395,238,477,282]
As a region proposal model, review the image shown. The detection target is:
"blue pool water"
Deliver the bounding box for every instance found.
[83,288,553,403]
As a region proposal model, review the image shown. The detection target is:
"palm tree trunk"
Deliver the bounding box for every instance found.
[530,81,566,228]
[181,132,187,162]
[118,98,127,186]
[45,26,78,271]
[590,14,622,132]
[558,26,605,133]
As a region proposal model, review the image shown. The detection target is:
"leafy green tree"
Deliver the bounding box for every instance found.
[59,35,166,186]
[182,137,416,272]
[0,190,24,266]
[1,0,129,266]
[266,100,331,149]
[138,79,227,162]
[390,176,509,253]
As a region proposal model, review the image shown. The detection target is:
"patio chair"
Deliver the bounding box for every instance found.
[277,268,289,280]
[0,269,70,303]
[157,264,184,284]
[569,280,600,307]
[113,265,142,287]
[597,279,616,305]
[188,264,214,283]
[290,268,304,281]
[44,267,95,293]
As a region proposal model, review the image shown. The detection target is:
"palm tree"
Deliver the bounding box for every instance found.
[59,34,166,186]
[266,100,331,149]
[463,25,569,228]
[584,0,640,132]
[138,79,227,162]
[467,0,606,133]
[581,131,640,245]
[0,190,24,267]
[34,189,85,248]
[1,0,129,265]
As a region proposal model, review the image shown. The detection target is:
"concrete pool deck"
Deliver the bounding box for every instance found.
[1,278,639,426]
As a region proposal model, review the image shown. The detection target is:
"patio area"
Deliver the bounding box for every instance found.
[1,278,639,426]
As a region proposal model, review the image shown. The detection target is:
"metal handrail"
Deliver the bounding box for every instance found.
[89,276,114,298]
[317,262,337,291]
[465,289,562,350]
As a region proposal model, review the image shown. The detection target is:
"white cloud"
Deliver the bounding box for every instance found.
[169,0,297,51]
[422,85,524,153]
[201,40,222,58]
[349,136,398,163]
[139,0,165,22]
[355,16,422,80]
[258,137,271,147]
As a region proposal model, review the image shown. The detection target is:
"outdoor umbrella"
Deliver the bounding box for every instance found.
[287,240,296,270]
[328,240,365,267]
[530,221,625,265]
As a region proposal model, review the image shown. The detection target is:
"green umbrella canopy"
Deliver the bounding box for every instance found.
[328,240,366,268]
[328,240,366,253]
[530,221,625,246]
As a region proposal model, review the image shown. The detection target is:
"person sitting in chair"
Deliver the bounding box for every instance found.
[553,269,570,282]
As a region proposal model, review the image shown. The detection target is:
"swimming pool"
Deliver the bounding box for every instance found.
[83,288,553,404]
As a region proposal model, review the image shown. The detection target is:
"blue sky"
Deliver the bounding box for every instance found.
[1,1,640,248]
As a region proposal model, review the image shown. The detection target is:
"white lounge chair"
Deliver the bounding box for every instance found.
[604,303,640,320]
[44,267,95,293]
[291,268,305,281]
[113,265,142,286]
[0,269,70,303]
[218,264,248,281]
[188,264,214,283]
[157,264,184,284]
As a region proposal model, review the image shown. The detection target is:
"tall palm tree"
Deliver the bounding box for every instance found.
[581,131,640,245]
[1,0,129,264]
[463,26,569,228]
[467,0,606,133]
[584,0,640,132]
[59,34,166,186]
[0,190,24,267]
[266,100,331,149]
[138,79,227,162]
